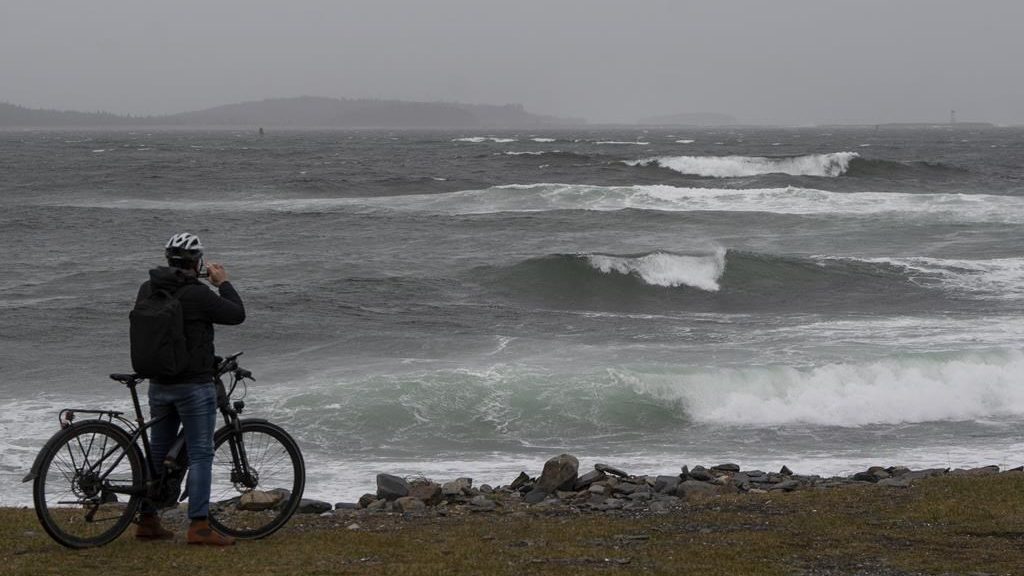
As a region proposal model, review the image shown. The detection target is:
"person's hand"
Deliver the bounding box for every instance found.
[206,262,229,286]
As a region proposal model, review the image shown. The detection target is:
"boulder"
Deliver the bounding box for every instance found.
[536,454,579,493]
[376,473,410,501]
[334,502,358,510]
[297,498,333,514]
[779,466,793,476]
[395,496,427,513]
[767,480,800,492]
[408,483,443,506]
[653,475,680,494]
[595,463,630,478]
[574,469,607,491]
[442,477,473,496]
[876,477,912,488]
[712,463,740,473]
[469,495,497,510]
[676,480,718,499]
[357,493,378,509]
[524,488,549,504]
[238,489,284,511]
[509,471,531,491]
[688,466,714,482]
[951,465,1000,476]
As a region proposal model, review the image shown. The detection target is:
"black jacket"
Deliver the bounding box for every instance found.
[136,267,245,384]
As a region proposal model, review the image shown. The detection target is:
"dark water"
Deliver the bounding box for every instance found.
[2,127,1024,501]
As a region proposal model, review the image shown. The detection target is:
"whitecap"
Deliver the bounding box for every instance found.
[627,152,859,177]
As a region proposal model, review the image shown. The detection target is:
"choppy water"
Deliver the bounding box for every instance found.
[2,127,1024,503]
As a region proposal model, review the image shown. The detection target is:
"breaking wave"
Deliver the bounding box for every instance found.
[627,152,859,177]
[36,184,1024,223]
[588,249,727,291]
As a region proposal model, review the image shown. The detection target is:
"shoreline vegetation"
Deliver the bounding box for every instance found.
[6,456,1024,575]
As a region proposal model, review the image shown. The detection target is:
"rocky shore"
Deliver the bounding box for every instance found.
[283,454,1021,521]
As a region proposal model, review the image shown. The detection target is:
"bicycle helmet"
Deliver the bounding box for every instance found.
[165,232,204,269]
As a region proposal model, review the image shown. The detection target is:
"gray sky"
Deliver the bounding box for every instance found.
[2,0,1022,124]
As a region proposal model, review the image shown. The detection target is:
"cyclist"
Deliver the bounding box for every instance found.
[134,232,244,545]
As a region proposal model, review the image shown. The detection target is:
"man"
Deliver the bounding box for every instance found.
[134,232,245,545]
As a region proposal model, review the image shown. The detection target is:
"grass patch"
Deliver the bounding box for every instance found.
[5,473,1024,575]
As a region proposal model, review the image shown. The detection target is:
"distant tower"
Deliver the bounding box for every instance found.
[950,109,956,125]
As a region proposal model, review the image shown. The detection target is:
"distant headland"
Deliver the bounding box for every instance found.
[0,96,585,129]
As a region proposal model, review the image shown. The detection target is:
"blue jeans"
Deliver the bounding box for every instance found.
[147,382,217,519]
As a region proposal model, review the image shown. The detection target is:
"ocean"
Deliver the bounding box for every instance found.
[2,127,1023,504]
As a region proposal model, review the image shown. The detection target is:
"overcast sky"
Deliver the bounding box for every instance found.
[2,0,1022,125]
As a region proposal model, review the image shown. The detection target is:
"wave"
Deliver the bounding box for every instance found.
[816,255,1024,299]
[588,249,726,291]
[37,184,1024,223]
[634,350,1024,426]
[478,250,946,313]
[626,152,859,177]
[595,140,651,145]
[452,137,518,143]
[273,351,1024,454]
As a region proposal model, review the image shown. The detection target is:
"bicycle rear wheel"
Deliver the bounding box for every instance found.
[209,419,304,539]
[32,421,144,548]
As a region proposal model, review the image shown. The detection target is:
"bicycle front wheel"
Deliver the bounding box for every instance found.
[209,419,305,539]
[32,421,144,548]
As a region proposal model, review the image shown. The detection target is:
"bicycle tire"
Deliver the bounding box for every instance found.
[208,419,305,539]
[32,420,144,548]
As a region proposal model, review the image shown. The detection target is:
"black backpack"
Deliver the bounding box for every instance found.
[130,285,190,379]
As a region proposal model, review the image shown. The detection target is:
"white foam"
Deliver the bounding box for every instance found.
[504,151,547,156]
[35,184,1024,224]
[821,256,1024,299]
[452,137,518,143]
[675,139,696,144]
[587,249,726,291]
[531,137,556,143]
[595,140,650,145]
[627,152,859,177]
[631,350,1024,427]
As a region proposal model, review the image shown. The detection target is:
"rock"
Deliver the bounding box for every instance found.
[555,490,577,500]
[712,463,740,473]
[574,469,607,490]
[614,482,640,495]
[442,478,472,496]
[768,480,800,492]
[297,498,333,514]
[679,465,689,479]
[367,499,387,511]
[509,471,531,491]
[524,488,549,504]
[376,473,411,501]
[877,477,913,488]
[654,475,680,494]
[469,495,497,510]
[779,465,793,476]
[408,483,443,506]
[688,466,714,482]
[357,493,378,509]
[676,480,718,499]
[627,491,652,501]
[334,502,358,510]
[347,523,362,531]
[238,489,284,511]
[595,463,630,478]
[395,496,427,513]
[480,484,494,494]
[649,500,673,514]
[902,468,948,482]
[589,484,608,496]
[536,454,579,493]
[952,465,1000,476]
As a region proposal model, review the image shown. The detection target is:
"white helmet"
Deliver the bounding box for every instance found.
[165,232,204,268]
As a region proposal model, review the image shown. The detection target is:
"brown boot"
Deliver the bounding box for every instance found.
[135,513,174,540]
[187,519,235,546]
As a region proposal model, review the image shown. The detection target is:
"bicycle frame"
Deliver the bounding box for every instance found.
[23,358,255,503]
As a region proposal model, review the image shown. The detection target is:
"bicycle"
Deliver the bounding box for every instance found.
[22,352,306,548]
